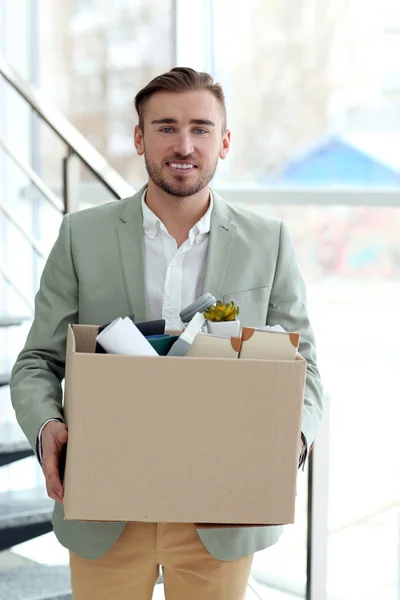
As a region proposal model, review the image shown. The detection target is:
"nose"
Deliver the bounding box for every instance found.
[172,133,194,157]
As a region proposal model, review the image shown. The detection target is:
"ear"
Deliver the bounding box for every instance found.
[134,125,145,156]
[219,129,231,160]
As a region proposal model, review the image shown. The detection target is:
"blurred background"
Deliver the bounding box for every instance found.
[1,1,400,599]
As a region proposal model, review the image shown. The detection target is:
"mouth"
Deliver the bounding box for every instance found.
[166,161,198,174]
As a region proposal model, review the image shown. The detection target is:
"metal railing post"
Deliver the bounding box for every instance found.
[0,54,134,201]
[306,397,330,600]
[62,149,81,214]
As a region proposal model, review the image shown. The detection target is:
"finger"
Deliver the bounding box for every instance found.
[43,431,67,464]
[45,478,63,503]
[46,479,60,502]
[43,458,64,501]
[56,429,68,445]
[45,475,64,503]
[43,464,63,501]
[46,431,68,455]
[44,472,63,499]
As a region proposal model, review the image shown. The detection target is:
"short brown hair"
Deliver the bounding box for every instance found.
[134,67,227,132]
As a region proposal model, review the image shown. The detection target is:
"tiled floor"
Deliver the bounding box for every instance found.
[12,532,69,567]
[151,582,295,599]
[1,549,294,600]
[10,534,296,599]
[10,511,400,599]
[0,551,34,571]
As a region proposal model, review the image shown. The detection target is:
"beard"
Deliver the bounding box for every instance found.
[144,153,218,198]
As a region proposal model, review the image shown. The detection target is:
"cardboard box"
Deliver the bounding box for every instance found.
[63,324,306,525]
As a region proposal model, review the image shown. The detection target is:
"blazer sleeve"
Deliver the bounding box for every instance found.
[267,221,324,448]
[10,214,78,456]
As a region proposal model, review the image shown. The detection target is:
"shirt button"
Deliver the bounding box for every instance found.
[171,261,177,267]
[168,308,175,315]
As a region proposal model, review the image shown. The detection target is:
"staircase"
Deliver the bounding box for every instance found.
[0,50,134,598]
[0,423,33,467]
[0,566,71,600]
[0,49,134,599]
[0,317,72,600]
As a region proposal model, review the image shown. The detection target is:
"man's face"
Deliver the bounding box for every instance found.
[134,90,230,197]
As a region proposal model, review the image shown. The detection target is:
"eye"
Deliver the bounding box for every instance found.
[194,128,208,134]
[160,127,174,133]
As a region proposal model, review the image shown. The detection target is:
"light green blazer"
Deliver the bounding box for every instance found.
[10,185,324,561]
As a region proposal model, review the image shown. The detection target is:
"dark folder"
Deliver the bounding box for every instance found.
[147,335,179,356]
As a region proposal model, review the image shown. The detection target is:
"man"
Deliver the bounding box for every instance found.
[11,67,324,599]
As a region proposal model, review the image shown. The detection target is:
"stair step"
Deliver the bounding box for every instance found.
[0,423,33,466]
[0,487,53,552]
[0,358,13,388]
[0,316,29,328]
[0,564,71,599]
[0,487,53,530]
[0,371,10,387]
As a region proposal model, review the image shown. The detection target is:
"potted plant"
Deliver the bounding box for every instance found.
[203,300,240,337]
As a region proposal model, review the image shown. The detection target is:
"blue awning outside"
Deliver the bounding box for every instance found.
[264,137,400,186]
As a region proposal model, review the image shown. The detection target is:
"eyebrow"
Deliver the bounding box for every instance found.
[150,118,216,127]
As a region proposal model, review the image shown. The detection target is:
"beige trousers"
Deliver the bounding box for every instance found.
[70,522,253,599]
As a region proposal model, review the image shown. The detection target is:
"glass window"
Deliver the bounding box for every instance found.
[70,32,106,74]
[211,2,400,598]
[71,73,105,114]
[211,0,400,189]
[107,71,136,110]
[107,119,133,156]
[223,198,400,599]
[38,0,172,187]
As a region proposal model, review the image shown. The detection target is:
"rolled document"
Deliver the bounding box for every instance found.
[96,317,158,356]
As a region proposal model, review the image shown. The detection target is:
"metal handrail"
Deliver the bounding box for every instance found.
[247,576,267,599]
[0,197,47,260]
[0,52,134,313]
[0,264,34,313]
[0,137,64,213]
[0,54,134,201]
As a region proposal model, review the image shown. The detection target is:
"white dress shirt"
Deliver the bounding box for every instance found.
[141,190,212,331]
[38,191,213,464]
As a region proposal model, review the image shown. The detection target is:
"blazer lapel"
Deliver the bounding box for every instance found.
[117,186,148,322]
[202,191,236,299]
[117,186,235,319]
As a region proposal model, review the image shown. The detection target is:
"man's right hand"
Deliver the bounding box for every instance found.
[41,421,68,503]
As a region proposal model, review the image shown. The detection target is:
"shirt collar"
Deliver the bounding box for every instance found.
[141,189,213,243]
[141,191,162,240]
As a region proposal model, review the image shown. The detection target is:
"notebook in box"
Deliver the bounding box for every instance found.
[186,333,242,359]
[239,327,300,360]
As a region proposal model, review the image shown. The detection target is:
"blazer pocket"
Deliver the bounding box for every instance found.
[223,286,269,328]
[223,286,269,306]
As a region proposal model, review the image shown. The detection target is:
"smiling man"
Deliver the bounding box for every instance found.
[133,76,230,249]
[10,68,324,600]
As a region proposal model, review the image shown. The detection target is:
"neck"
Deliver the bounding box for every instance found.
[145,180,211,246]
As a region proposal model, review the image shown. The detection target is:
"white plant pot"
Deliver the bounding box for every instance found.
[206,319,241,337]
